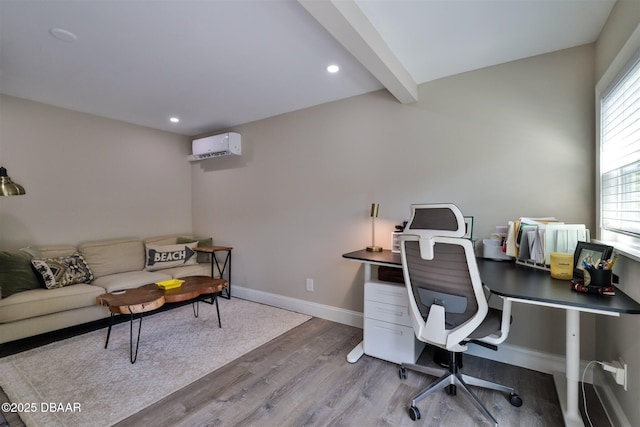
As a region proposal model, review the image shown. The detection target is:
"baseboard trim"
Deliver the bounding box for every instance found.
[464,341,598,383]
[593,367,632,427]
[232,286,586,379]
[232,285,363,329]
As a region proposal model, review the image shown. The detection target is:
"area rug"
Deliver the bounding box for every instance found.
[0,298,310,427]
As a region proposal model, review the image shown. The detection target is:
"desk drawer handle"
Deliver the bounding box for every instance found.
[375,307,404,318]
[378,290,405,298]
[374,324,404,336]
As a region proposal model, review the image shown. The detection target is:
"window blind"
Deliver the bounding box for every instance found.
[601,51,640,237]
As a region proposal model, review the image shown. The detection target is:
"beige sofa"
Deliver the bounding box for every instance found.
[0,234,215,344]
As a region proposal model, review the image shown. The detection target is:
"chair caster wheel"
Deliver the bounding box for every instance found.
[510,393,523,407]
[408,405,421,421]
[399,367,407,380]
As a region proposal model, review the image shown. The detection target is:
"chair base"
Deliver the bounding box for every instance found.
[399,352,522,426]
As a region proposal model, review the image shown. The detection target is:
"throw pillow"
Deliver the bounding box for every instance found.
[31,253,94,289]
[176,236,212,263]
[0,249,43,298]
[145,242,198,271]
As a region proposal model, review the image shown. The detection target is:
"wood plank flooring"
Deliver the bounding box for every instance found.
[1,317,611,427]
[115,318,608,427]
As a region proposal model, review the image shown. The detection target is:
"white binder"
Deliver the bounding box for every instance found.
[543,224,589,265]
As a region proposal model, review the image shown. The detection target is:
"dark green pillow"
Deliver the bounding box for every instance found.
[0,249,43,298]
[176,237,212,263]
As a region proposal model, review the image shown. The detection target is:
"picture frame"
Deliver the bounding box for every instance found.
[463,216,474,240]
[573,241,614,278]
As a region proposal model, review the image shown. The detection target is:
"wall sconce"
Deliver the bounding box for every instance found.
[0,166,26,196]
[366,203,382,252]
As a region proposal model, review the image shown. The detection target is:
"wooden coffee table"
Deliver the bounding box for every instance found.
[97,275,227,363]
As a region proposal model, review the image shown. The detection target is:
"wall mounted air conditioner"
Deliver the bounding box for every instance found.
[188,132,241,161]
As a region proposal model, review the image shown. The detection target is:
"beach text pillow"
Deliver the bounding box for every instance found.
[145,243,197,271]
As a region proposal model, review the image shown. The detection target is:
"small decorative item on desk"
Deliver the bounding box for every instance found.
[550,252,573,280]
[463,216,474,239]
[156,279,184,290]
[391,223,406,253]
[366,203,382,252]
[570,252,617,296]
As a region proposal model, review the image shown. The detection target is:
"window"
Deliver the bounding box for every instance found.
[597,26,640,257]
[600,53,640,236]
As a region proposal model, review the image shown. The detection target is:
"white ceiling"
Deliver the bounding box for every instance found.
[0,0,615,136]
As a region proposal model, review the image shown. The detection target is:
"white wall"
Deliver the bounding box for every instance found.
[192,43,596,358]
[0,95,192,248]
[594,1,640,426]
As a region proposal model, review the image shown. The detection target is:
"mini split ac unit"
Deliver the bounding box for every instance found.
[188,132,241,161]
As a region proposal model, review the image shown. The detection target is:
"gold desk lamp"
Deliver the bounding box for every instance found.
[366,203,382,252]
[0,166,26,196]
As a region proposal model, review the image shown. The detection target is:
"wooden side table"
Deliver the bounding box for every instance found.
[194,246,233,299]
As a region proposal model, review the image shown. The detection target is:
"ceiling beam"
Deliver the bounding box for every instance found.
[298,0,418,104]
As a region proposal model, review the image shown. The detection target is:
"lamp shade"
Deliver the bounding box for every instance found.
[370,203,379,218]
[0,167,26,196]
[366,203,382,252]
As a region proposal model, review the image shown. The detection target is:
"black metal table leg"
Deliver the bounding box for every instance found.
[192,300,199,318]
[214,294,221,327]
[104,313,115,349]
[198,293,222,327]
[212,250,232,299]
[129,312,144,364]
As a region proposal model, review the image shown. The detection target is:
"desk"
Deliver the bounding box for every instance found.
[343,249,640,427]
[477,259,640,427]
[342,249,405,364]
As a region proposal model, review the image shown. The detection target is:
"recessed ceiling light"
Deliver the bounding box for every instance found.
[169,117,180,123]
[326,64,340,73]
[49,28,78,42]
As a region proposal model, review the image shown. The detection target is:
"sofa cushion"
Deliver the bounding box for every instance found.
[79,238,144,278]
[0,249,42,299]
[177,236,213,263]
[160,263,213,279]
[36,245,77,259]
[31,253,94,289]
[144,234,195,246]
[91,270,172,293]
[0,284,104,323]
[144,242,198,272]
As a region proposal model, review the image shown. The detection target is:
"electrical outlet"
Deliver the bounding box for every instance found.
[603,359,628,391]
[619,357,628,391]
[306,278,314,292]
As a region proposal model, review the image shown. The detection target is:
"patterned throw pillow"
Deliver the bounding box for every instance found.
[145,242,198,271]
[31,253,94,289]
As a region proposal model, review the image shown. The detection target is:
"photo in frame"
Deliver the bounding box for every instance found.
[573,241,614,278]
[463,216,474,240]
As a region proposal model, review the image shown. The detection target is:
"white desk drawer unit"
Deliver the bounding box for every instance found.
[363,280,425,364]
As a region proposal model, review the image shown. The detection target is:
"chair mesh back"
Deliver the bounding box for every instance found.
[404,240,478,328]
[408,207,459,231]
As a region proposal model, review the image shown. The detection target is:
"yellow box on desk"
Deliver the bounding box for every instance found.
[550,252,573,280]
[156,279,184,290]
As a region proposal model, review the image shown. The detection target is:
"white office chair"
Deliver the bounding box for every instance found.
[398,203,522,426]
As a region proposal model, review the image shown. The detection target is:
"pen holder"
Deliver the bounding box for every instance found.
[583,268,612,287]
